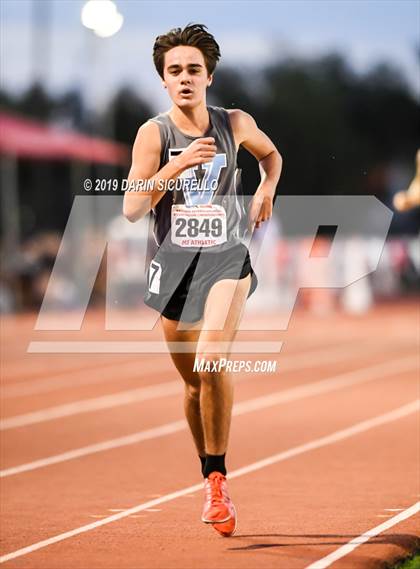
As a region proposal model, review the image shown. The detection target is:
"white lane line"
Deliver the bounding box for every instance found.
[2,358,173,399]
[2,353,158,387]
[2,348,417,431]
[3,333,334,383]
[4,330,383,393]
[1,343,343,398]
[0,400,417,565]
[0,421,187,477]
[306,502,420,569]
[3,337,407,399]
[232,356,417,415]
[0,342,366,423]
[3,340,347,401]
[228,401,419,480]
[0,382,183,431]
[1,355,417,478]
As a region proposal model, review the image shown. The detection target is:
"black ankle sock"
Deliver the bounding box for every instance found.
[203,453,226,478]
[199,455,206,477]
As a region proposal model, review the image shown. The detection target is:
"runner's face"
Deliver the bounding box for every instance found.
[162,46,212,108]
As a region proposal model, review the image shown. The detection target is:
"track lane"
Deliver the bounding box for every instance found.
[1,350,416,468]
[1,340,413,413]
[0,365,417,559]
[0,401,417,568]
[1,302,418,568]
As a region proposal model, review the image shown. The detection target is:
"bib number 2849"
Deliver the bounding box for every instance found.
[171,205,227,248]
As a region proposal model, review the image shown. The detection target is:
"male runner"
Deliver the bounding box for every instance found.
[123,23,282,537]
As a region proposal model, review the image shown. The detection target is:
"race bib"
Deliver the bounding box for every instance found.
[171,204,227,248]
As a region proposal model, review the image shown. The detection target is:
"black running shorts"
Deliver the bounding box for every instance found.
[144,242,258,322]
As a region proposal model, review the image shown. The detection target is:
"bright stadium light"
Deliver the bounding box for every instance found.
[81,0,123,38]
[93,10,123,38]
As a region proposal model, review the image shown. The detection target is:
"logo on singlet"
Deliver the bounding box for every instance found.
[169,149,227,206]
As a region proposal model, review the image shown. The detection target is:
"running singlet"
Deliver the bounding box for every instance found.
[149,106,246,252]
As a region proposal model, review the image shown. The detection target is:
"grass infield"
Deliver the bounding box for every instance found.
[389,551,420,569]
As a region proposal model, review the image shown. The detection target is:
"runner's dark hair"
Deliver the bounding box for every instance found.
[153,23,221,78]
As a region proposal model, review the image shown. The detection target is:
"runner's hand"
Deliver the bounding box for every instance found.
[248,192,273,230]
[177,137,217,169]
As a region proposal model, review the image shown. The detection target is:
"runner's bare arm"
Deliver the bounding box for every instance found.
[228,109,282,228]
[123,121,216,222]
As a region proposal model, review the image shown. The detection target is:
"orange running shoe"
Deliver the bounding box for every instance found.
[201,471,237,536]
[212,504,237,537]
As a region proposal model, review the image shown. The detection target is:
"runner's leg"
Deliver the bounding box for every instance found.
[160,316,206,457]
[197,275,251,456]
[198,275,250,534]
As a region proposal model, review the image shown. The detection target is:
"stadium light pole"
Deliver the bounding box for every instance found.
[80,0,124,114]
[79,0,124,137]
[78,1,124,233]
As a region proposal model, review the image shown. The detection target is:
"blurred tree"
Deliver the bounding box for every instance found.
[0,52,418,236]
[210,67,265,195]
[208,54,419,200]
[18,82,53,121]
[265,54,368,196]
[101,86,153,145]
[0,89,18,112]
[52,90,84,129]
[347,62,418,162]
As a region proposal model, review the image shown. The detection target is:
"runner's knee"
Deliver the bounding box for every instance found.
[196,343,224,364]
[195,346,227,382]
[184,381,201,400]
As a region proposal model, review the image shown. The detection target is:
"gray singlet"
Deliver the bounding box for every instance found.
[149,106,246,252]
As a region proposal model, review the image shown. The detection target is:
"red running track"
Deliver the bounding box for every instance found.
[0,301,419,568]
